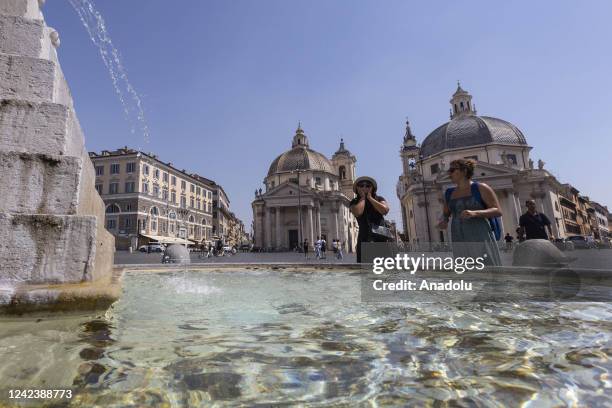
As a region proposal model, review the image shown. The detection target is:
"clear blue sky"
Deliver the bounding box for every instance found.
[45,0,612,229]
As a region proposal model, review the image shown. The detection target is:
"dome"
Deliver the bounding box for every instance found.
[420,115,527,158]
[267,147,335,176]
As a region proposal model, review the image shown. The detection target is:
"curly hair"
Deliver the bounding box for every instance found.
[449,158,475,179]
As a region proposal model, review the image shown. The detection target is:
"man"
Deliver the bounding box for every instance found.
[519,200,554,240]
[504,232,514,251]
[303,239,309,260]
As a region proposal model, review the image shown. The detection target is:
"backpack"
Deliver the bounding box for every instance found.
[444,182,502,241]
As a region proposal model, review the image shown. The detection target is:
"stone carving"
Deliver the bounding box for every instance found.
[49,29,60,48]
[528,158,534,169]
[538,159,545,170]
[0,0,114,304]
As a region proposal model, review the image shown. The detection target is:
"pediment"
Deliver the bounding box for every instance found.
[262,181,313,198]
[436,161,517,183]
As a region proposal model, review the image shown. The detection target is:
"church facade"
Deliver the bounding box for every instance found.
[397,84,574,244]
[252,126,359,251]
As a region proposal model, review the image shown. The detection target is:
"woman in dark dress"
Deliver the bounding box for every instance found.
[349,176,389,263]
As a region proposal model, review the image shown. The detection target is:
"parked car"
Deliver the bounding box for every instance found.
[553,238,574,251]
[566,235,590,249]
[139,243,165,253]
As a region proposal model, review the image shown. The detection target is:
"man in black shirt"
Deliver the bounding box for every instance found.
[519,200,554,240]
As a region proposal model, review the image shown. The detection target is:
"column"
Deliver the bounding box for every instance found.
[275,207,282,249]
[307,206,314,245]
[316,206,321,239]
[265,207,272,248]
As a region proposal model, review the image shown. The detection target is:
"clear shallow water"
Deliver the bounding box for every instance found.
[1,270,612,407]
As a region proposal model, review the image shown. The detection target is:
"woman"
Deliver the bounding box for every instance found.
[350,176,390,263]
[438,159,502,265]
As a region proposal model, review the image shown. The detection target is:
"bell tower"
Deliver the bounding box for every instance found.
[291,122,309,148]
[331,138,356,199]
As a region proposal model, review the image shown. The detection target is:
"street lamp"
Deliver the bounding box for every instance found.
[292,164,304,256]
[419,154,432,250]
[177,207,190,253]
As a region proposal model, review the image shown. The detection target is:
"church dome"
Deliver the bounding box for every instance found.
[267,125,335,176]
[420,115,528,157]
[420,84,528,157]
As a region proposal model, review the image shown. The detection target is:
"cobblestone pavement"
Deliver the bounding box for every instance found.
[115,250,357,265]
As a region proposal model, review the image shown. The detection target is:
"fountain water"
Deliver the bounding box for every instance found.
[67,0,150,147]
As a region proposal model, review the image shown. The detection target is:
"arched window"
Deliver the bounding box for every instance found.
[105,204,121,214]
[460,101,464,110]
[201,219,207,226]
[188,215,195,223]
[150,206,159,216]
[339,165,346,180]
[168,211,177,220]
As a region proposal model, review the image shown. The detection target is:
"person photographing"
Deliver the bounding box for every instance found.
[350,176,390,263]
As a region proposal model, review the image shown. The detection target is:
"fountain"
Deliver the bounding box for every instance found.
[0,0,116,313]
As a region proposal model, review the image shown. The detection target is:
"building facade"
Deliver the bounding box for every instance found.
[90,148,215,249]
[252,126,359,251]
[397,84,603,244]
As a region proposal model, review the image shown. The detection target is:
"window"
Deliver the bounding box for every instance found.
[126,162,136,173]
[125,182,135,193]
[181,180,186,190]
[109,182,119,194]
[163,172,169,182]
[125,203,133,212]
[142,182,149,194]
[124,218,133,228]
[339,166,346,180]
[150,207,159,216]
[151,169,158,179]
[171,176,177,186]
[106,219,117,229]
[171,191,176,203]
[430,164,439,174]
[315,177,322,185]
[162,189,168,200]
[95,166,104,176]
[110,163,120,174]
[180,196,187,208]
[190,184,195,193]
[197,200,201,210]
[143,164,149,176]
[95,184,103,194]
[190,197,195,208]
[207,191,212,199]
[105,204,120,213]
[506,154,518,165]
[196,187,201,195]
[153,184,160,197]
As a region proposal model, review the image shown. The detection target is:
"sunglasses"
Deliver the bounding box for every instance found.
[357,183,372,188]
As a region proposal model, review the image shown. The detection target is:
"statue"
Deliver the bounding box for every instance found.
[258,188,262,195]
[538,159,545,170]
[528,158,534,169]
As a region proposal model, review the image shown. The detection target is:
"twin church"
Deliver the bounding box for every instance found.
[253,84,566,250]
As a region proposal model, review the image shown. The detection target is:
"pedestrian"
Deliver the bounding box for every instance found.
[303,239,309,260]
[516,227,525,243]
[350,176,390,263]
[438,159,502,266]
[519,200,554,240]
[315,236,321,259]
[504,232,514,251]
[336,240,344,260]
[320,237,327,259]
